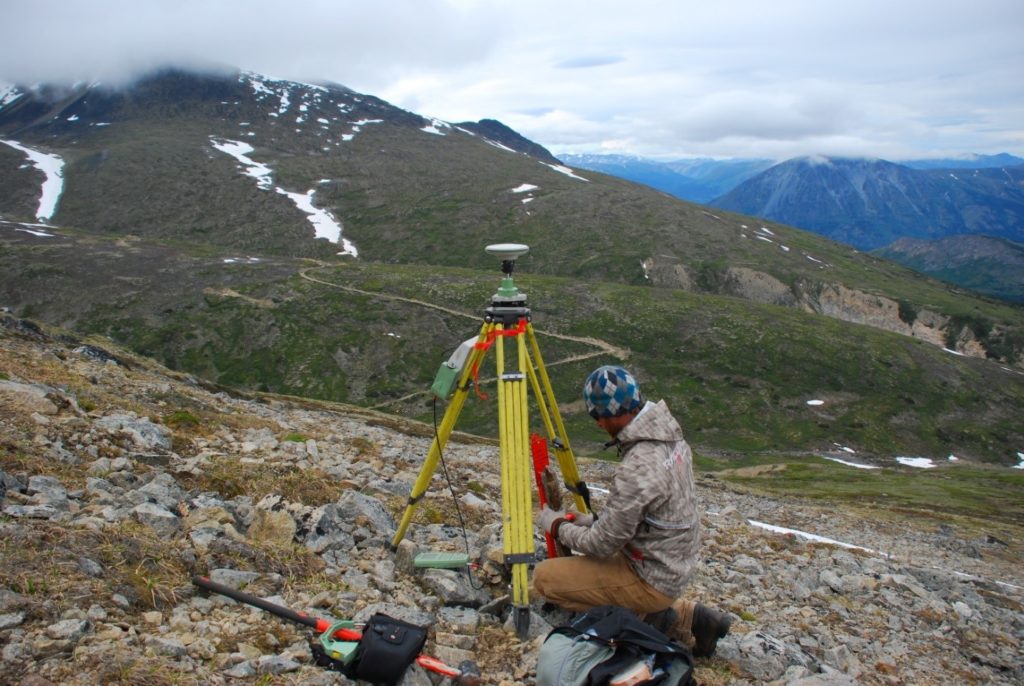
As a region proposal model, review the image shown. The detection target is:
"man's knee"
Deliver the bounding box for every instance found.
[532,559,555,597]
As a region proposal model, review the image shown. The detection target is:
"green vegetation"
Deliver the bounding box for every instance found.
[2,231,1021,465]
[697,452,1024,525]
[163,409,200,429]
[1,88,1022,469]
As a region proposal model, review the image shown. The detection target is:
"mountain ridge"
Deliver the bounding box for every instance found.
[709,155,1024,250]
[560,152,1024,300]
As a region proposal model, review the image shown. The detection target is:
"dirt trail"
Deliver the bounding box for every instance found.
[299,266,630,408]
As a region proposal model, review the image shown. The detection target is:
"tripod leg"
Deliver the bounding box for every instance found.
[525,324,589,514]
[391,324,493,549]
[496,324,533,637]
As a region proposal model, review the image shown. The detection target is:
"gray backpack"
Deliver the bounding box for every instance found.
[536,606,695,686]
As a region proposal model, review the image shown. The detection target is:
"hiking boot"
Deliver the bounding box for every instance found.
[691,604,732,657]
[643,606,678,635]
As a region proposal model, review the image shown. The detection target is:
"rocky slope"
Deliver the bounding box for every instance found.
[1,317,1021,685]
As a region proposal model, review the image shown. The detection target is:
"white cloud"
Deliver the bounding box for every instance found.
[1,0,1021,160]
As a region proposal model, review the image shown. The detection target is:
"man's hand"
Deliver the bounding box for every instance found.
[536,506,564,535]
[568,511,595,527]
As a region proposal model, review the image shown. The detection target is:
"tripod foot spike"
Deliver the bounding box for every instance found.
[513,606,530,639]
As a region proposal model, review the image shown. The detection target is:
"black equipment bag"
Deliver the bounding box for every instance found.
[537,605,695,686]
[348,613,428,685]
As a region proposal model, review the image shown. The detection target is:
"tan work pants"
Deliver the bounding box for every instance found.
[532,553,697,647]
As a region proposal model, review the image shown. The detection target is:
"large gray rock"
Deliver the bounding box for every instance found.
[131,502,180,537]
[0,380,60,416]
[209,568,261,589]
[94,413,172,451]
[27,475,69,508]
[419,569,492,608]
[302,504,357,553]
[336,490,396,537]
[132,472,185,509]
[718,631,814,681]
[45,618,91,642]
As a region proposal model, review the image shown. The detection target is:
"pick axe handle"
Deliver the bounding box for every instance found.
[191,576,477,680]
[191,575,362,640]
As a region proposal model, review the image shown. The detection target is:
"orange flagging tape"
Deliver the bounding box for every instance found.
[469,319,528,400]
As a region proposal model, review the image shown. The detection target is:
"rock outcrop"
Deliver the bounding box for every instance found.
[641,255,1018,367]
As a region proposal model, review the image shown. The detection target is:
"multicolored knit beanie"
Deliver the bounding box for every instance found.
[583,366,643,419]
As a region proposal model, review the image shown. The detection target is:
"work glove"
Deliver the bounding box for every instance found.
[568,511,595,527]
[536,506,564,535]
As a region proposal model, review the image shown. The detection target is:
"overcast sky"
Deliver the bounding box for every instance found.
[2,0,1022,161]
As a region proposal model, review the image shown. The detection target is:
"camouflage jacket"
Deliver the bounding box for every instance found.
[558,400,701,597]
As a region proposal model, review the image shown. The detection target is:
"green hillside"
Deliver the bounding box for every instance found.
[2,225,1021,464]
[1,69,1023,466]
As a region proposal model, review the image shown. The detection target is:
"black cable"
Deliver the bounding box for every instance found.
[433,396,485,590]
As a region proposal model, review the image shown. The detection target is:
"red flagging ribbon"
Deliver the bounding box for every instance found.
[470,319,528,400]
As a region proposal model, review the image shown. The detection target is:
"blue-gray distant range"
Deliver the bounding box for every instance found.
[562,152,1024,302]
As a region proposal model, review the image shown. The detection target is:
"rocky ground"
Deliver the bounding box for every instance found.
[0,315,1021,685]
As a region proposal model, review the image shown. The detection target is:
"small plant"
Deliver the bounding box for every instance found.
[283,432,307,442]
[422,506,445,524]
[164,409,200,429]
[17,576,50,595]
[897,300,918,325]
[349,436,376,454]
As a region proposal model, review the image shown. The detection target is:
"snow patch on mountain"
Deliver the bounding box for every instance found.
[483,138,516,153]
[896,457,937,469]
[748,520,883,555]
[0,83,21,109]
[421,119,450,136]
[210,139,273,189]
[0,139,65,222]
[821,456,879,470]
[343,119,383,142]
[542,163,589,181]
[210,137,357,256]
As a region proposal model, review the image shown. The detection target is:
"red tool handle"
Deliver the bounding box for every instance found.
[416,655,462,677]
[531,434,559,558]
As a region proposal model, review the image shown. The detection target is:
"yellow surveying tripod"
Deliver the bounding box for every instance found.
[390,243,589,637]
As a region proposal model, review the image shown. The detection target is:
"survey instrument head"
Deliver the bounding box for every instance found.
[485,243,529,304]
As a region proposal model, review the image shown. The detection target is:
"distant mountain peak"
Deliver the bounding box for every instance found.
[455,117,560,163]
[711,154,1024,250]
[797,154,837,166]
